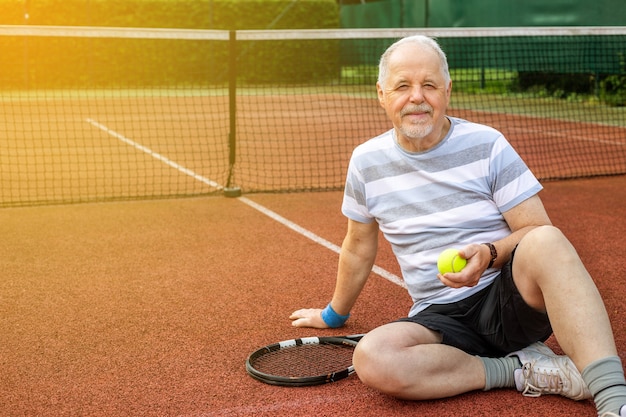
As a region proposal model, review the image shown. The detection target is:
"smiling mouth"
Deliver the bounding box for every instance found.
[403,111,431,122]
[401,105,432,118]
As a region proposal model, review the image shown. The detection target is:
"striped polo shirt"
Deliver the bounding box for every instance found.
[342,116,543,316]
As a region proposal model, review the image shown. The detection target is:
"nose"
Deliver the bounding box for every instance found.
[408,85,424,103]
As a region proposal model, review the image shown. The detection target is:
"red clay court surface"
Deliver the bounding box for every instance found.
[2,174,625,416]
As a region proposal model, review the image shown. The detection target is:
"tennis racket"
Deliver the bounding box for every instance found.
[245,334,365,387]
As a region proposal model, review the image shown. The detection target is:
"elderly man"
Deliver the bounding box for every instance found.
[290,35,626,417]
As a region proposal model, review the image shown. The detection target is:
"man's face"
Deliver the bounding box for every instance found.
[377,43,452,152]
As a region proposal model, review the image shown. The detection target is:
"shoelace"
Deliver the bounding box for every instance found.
[520,361,564,397]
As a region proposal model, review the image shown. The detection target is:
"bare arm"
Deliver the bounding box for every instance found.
[290,218,380,328]
[439,194,552,288]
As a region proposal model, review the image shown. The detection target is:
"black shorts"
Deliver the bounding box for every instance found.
[396,248,553,357]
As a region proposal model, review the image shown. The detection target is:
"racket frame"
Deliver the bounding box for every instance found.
[245,334,364,387]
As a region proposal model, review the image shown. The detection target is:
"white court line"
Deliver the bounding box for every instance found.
[239,196,406,288]
[86,118,223,190]
[85,118,405,288]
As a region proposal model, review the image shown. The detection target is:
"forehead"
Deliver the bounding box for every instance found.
[387,43,444,80]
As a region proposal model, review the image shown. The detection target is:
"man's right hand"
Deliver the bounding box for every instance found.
[289,308,329,328]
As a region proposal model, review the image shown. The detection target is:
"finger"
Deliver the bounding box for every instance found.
[438,272,465,288]
[289,308,314,320]
[291,318,306,327]
[459,243,480,260]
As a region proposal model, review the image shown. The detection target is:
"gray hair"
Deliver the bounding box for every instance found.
[377,35,451,89]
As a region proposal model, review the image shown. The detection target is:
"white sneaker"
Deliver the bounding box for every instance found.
[509,342,591,401]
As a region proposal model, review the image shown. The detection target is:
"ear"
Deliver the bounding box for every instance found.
[445,80,452,104]
[376,82,385,108]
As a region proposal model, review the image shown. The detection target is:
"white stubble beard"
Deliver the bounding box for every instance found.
[399,104,434,140]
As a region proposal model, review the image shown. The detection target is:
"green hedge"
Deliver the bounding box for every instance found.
[0,0,340,88]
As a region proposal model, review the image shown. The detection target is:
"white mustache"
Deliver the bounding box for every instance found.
[400,104,433,116]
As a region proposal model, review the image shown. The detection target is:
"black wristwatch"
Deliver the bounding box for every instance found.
[482,243,497,268]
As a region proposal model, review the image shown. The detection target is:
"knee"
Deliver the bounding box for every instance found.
[353,335,411,397]
[353,337,392,393]
[353,335,382,388]
[518,225,575,259]
[523,225,565,243]
[515,225,584,283]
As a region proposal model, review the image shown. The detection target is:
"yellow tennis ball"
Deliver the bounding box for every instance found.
[437,248,467,274]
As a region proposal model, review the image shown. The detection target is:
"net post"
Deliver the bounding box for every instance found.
[224,29,242,198]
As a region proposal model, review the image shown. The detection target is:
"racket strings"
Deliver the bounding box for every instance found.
[251,342,355,378]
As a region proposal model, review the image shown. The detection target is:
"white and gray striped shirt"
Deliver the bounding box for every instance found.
[342,117,543,316]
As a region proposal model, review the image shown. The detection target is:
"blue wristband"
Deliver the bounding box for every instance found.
[321,303,350,328]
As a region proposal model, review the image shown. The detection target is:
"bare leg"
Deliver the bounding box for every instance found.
[512,226,617,370]
[353,226,621,405]
[353,321,485,400]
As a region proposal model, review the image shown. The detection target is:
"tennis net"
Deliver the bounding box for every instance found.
[0,25,625,207]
